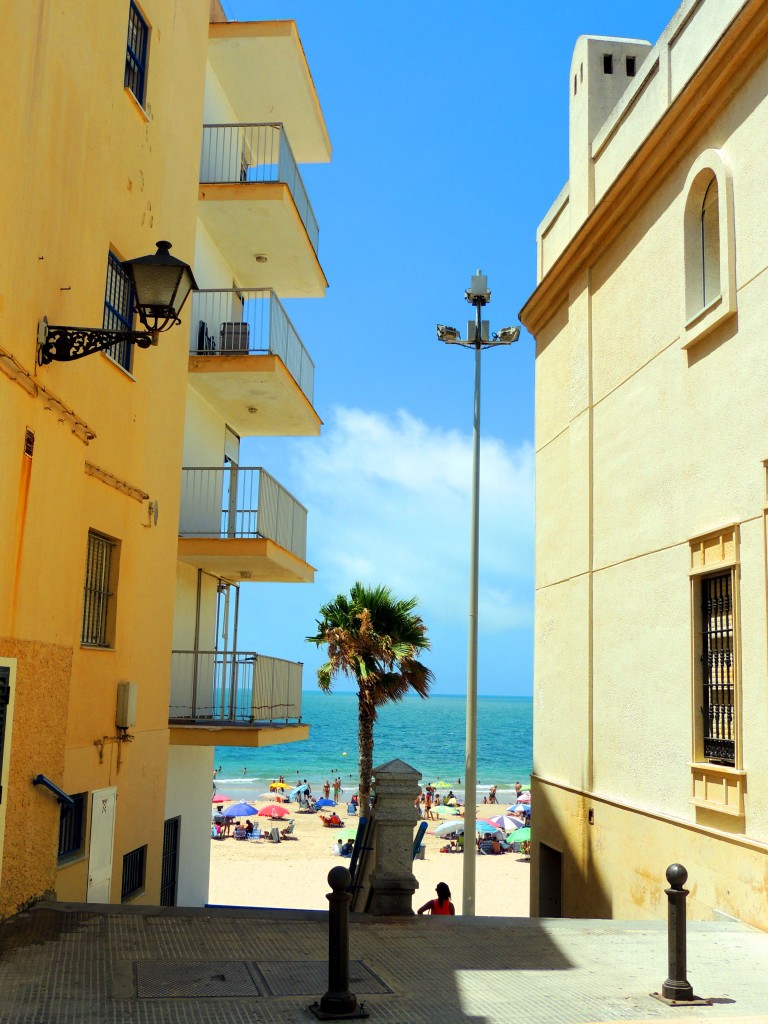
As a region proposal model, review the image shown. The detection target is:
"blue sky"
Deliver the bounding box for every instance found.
[223,0,679,696]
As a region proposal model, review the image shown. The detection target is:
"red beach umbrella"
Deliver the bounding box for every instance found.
[258,804,290,819]
[212,795,232,803]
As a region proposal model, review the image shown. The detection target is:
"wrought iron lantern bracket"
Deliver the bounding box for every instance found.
[37,317,157,365]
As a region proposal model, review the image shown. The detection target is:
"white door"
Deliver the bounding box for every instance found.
[87,787,116,903]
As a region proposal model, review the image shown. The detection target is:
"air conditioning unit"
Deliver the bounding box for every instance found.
[220,322,250,353]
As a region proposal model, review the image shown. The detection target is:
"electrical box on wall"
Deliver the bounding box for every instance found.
[116,681,137,729]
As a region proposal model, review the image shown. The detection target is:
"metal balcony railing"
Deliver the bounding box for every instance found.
[189,288,314,404]
[179,466,307,562]
[169,650,303,724]
[200,123,319,253]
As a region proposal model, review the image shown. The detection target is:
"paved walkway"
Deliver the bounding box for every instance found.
[0,901,766,1023]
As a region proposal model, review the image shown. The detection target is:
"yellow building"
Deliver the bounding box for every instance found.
[0,1,328,917]
[521,0,768,929]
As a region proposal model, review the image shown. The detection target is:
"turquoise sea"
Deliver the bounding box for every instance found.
[214,692,532,806]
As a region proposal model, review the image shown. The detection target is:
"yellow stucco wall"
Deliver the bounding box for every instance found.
[525,2,768,929]
[0,0,210,916]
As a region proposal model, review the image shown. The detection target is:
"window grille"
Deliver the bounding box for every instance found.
[160,817,181,906]
[58,793,86,860]
[0,666,9,804]
[125,2,149,105]
[103,252,134,371]
[701,572,735,764]
[121,845,146,901]
[82,532,116,647]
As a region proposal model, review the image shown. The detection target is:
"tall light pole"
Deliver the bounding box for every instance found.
[437,270,520,916]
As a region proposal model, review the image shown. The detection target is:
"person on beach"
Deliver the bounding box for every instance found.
[333,777,342,802]
[417,882,455,916]
[489,785,497,804]
[514,782,523,799]
[323,780,330,799]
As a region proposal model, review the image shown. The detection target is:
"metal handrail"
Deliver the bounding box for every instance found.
[200,122,319,252]
[189,288,315,404]
[169,650,303,724]
[178,466,307,562]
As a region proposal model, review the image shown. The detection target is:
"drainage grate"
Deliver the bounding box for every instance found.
[136,960,261,998]
[253,960,392,997]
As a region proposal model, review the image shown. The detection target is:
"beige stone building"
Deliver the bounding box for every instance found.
[0,1,327,917]
[520,0,768,929]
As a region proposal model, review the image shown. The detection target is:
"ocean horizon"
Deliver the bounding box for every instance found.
[214,692,532,806]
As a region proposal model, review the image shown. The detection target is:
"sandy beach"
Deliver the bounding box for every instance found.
[209,796,530,917]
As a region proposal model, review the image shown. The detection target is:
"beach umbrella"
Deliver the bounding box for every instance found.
[432,805,462,819]
[315,797,336,808]
[433,821,464,837]
[270,782,292,789]
[475,821,501,835]
[211,795,232,803]
[222,802,258,817]
[484,814,522,832]
[339,827,359,840]
[512,803,530,814]
[517,792,531,803]
[258,804,290,818]
[445,797,458,806]
[289,784,309,800]
[510,827,531,843]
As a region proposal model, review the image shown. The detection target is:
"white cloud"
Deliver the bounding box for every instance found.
[287,407,533,636]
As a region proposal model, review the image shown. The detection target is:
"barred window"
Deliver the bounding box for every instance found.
[58,793,86,861]
[0,666,9,805]
[121,845,147,901]
[701,572,735,766]
[82,531,117,648]
[125,2,149,106]
[103,252,134,371]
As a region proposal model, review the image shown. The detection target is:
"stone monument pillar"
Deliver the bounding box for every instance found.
[367,758,421,916]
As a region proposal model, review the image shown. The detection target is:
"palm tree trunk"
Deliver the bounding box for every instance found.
[357,687,375,811]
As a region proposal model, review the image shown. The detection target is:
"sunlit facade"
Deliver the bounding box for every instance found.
[521,0,768,929]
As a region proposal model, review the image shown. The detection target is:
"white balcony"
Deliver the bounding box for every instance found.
[169,649,308,748]
[177,466,314,583]
[188,288,320,437]
[198,124,326,297]
[207,21,332,164]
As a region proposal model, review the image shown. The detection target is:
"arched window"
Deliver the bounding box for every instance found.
[682,150,736,348]
[700,175,720,309]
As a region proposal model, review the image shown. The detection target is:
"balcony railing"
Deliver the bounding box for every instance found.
[200,123,319,253]
[190,288,314,404]
[170,650,302,724]
[179,466,307,562]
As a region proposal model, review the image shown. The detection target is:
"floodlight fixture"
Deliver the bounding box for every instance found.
[436,324,462,344]
[493,325,521,345]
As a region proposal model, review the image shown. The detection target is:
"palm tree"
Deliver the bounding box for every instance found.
[306,582,433,810]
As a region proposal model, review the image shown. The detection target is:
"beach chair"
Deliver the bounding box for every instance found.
[347,802,357,815]
[280,820,296,840]
[270,826,281,843]
[247,829,262,842]
[233,827,247,840]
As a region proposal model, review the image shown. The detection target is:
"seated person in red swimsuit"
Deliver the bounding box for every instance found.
[417,882,455,915]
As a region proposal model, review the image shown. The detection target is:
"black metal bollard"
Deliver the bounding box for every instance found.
[662,863,694,1002]
[318,865,360,1018]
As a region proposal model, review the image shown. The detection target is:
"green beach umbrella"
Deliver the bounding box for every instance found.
[511,827,531,843]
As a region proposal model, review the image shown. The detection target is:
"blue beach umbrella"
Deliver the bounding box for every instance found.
[475,821,501,835]
[222,801,258,817]
[289,784,309,800]
[315,797,336,808]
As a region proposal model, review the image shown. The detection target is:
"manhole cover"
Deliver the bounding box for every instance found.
[136,960,261,998]
[252,960,391,997]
